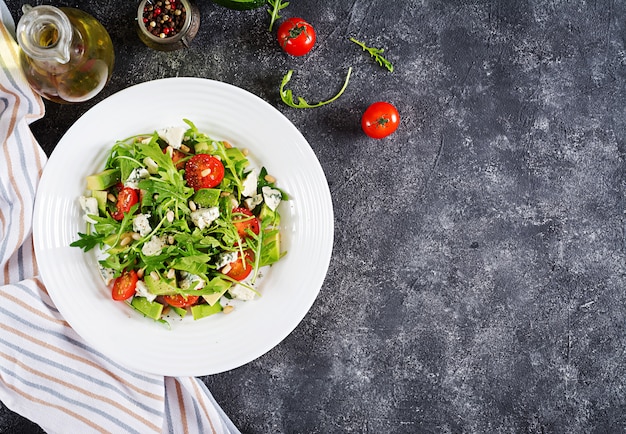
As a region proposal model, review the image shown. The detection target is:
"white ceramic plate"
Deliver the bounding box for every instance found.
[33,78,334,376]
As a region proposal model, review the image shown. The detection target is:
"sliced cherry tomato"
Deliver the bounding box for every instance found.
[110,187,139,221]
[163,294,200,308]
[111,269,138,301]
[361,101,400,139]
[163,147,187,170]
[185,154,225,191]
[277,17,316,56]
[232,207,260,239]
[223,249,255,281]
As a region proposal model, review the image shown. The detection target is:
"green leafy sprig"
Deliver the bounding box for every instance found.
[349,37,394,72]
[267,0,289,31]
[279,67,353,109]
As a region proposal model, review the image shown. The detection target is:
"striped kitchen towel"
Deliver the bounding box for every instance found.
[0,13,239,434]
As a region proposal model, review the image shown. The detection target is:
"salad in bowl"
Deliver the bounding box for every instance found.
[71,119,287,325]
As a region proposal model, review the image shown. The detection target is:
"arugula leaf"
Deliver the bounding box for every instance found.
[170,254,213,277]
[280,67,352,109]
[350,37,394,72]
[267,0,289,31]
[70,232,105,252]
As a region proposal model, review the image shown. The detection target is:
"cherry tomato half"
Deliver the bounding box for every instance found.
[361,101,400,139]
[277,17,316,56]
[164,294,200,308]
[111,187,139,221]
[184,154,225,191]
[232,207,260,239]
[223,249,255,281]
[112,269,138,301]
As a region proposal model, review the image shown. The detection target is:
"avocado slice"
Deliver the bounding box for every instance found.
[194,141,212,154]
[260,230,283,266]
[86,168,120,191]
[259,203,280,227]
[131,297,164,320]
[170,305,187,318]
[191,302,222,320]
[144,273,179,295]
[92,190,108,214]
[193,188,221,208]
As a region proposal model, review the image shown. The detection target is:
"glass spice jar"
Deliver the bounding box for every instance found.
[137,0,199,51]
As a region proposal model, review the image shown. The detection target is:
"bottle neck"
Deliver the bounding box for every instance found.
[17,5,72,64]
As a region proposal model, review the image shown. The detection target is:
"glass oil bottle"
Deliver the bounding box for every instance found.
[16,4,115,103]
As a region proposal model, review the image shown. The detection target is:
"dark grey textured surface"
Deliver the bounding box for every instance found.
[4,0,626,432]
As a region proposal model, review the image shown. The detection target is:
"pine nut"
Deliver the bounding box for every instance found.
[107,193,116,202]
[131,232,142,240]
[221,264,232,274]
[242,148,249,156]
[120,235,132,246]
[166,209,175,223]
[167,268,176,279]
[167,235,175,244]
[165,146,173,158]
[220,191,230,197]
[201,168,212,177]
[150,271,159,281]
[137,268,145,279]
[179,144,190,153]
[223,305,234,314]
[223,141,233,149]
[264,174,276,183]
[189,200,197,211]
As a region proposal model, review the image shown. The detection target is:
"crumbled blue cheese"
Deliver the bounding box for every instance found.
[241,169,258,197]
[229,283,256,301]
[142,235,165,256]
[79,196,99,224]
[215,251,239,269]
[190,207,220,230]
[135,280,156,302]
[132,213,152,236]
[98,264,115,285]
[124,167,150,189]
[179,272,205,291]
[244,194,263,211]
[262,186,282,211]
[157,126,186,149]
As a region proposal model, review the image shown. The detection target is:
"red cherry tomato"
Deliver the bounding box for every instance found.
[277,17,316,56]
[361,101,400,139]
[223,249,255,281]
[163,294,200,308]
[232,207,260,239]
[111,187,139,221]
[111,269,138,301]
[184,154,225,191]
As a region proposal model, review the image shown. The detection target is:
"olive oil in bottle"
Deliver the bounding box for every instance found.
[16,4,114,104]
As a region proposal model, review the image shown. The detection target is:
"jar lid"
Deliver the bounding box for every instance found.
[137,0,200,51]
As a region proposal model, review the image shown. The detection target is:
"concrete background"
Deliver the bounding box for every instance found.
[4,0,626,432]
